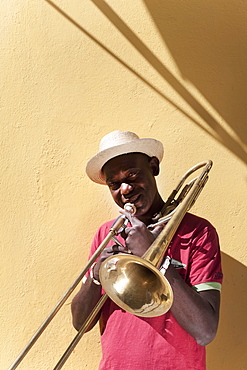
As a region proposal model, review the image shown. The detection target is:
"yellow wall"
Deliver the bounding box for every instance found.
[1,1,246,369]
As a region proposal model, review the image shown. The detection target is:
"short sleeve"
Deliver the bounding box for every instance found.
[188,225,223,292]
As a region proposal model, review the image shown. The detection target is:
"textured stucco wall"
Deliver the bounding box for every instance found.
[1,1,247,369]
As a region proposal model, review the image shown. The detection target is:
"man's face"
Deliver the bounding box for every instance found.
[102,153,159,218]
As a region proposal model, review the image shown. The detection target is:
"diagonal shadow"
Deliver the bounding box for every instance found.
[45,0,247,164]
[44,0,211,132]
[142,0,247,164]
[91,0,247,164]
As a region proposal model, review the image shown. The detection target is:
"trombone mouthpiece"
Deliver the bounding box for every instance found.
[124,203,136,214]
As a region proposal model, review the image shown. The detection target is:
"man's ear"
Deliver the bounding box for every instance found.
[149,157,160,176]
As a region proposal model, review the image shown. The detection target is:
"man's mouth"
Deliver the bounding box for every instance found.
[124,194,140,205]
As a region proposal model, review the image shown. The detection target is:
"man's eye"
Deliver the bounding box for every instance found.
[128,172,137,178]
[109,182,119,190]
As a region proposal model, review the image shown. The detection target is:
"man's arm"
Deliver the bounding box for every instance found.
[165,265,220,346]
[71,244,130,331]
[71,274,102,331]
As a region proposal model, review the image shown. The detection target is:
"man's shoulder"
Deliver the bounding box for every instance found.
[99,219,117,229]
[184,212,214,226]
[95,219,117,237]
[179,212,217,235]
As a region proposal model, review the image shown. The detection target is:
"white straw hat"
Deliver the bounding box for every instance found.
[86,130,164,184]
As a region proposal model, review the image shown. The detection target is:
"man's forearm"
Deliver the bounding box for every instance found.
[71,276,102,331]
[165,265,220,346]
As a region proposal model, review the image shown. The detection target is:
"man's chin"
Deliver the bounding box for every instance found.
[132,204,147,218]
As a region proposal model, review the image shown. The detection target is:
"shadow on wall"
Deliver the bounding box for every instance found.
[45,0,247,164]
[143,0,247,164]
[207,253,247,369]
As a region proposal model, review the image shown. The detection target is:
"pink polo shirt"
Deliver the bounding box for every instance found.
[88,213,223,370]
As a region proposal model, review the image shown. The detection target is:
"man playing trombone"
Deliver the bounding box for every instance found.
[71,130,223,370]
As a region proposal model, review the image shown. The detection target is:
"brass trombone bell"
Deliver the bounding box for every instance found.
[100,254,173,317]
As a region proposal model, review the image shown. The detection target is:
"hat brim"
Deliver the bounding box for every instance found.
[86,138,164,184]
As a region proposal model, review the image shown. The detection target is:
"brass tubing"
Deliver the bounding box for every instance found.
[143,160,212,268]
[150,160,212,228]
[8,215,128,370]
[53,294,108,370]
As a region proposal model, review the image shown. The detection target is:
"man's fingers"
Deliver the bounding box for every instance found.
[111,244,131,254]
[119,208,142,227]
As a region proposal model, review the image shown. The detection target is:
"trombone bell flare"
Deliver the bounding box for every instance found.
[99,254,173,317]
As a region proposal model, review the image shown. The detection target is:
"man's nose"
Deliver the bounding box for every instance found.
[120,182,133,195]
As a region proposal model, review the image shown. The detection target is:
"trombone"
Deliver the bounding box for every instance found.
[8,160,213,370]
